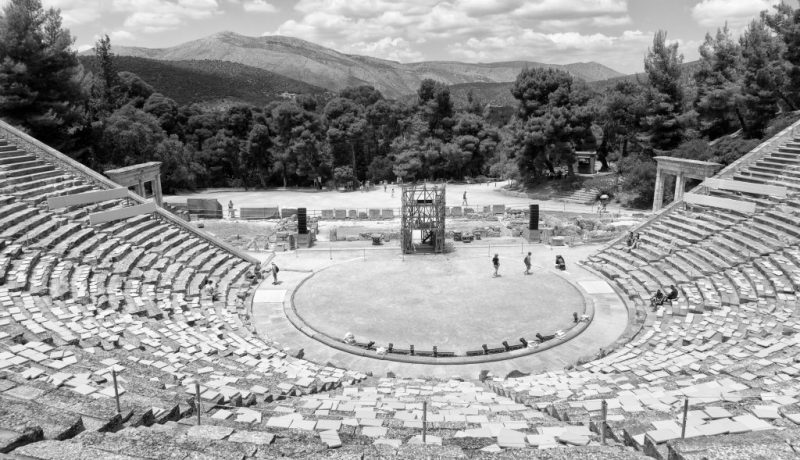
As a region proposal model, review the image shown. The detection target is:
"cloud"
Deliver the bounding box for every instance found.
[272,0,642,67]
[113,0,222,33]
[242,0,276,13]
[448,29,658,73]
[110,30,136,42]
[513,0,629,20]
[691,0,776,28]
[43,0,105,25]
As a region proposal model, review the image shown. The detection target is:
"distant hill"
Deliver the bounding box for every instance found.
[588,60,703,92]
[105,31,624,100]
[440,60,705,111]
[443,82,518,109]
[79,55,328,107]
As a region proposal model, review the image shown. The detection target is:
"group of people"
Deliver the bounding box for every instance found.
[249,261,281,285]
[491,253,566,277]
[625,232,641,251]
[650,285,679,311]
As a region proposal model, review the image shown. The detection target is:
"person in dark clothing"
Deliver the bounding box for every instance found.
[492,254,500,277]
[271,262,279,285]
[555,255,566,271]
[650,289,665,311]
[666,285,679,303]
[523,252,532,275]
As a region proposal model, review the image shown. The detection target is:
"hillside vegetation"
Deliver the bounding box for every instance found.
[79,56,328,107]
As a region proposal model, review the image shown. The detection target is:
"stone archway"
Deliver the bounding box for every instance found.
[105,162,164,206]
[653,157,722,212]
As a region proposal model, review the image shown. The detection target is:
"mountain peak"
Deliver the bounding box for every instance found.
[110,32,625,99]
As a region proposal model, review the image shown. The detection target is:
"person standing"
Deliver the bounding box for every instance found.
[271,262,279,285]
[524,252,532,275]
[462,191,468,206]
[228,200,234,219]
[492,253,500,277]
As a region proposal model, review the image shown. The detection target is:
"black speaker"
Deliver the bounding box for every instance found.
[298,207,307,234]
[529,204,539,230]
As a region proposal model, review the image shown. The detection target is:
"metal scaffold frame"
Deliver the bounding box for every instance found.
[400,184,446,254]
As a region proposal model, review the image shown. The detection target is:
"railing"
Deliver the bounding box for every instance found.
[0,119,258,265]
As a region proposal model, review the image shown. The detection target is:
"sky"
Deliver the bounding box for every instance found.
[4,0,797,74]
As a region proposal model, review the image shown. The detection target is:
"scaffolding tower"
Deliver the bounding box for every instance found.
[401,184,446,254]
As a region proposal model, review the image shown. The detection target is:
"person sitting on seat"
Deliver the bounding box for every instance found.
[631,233,642,250]
[665,285,679,304]
[555,255,566,271]
[650,289,665,311]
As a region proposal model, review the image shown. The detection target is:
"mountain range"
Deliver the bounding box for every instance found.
[106,31,625,100]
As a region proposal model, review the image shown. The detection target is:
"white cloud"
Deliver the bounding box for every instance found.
[691,0,776,28]
[454,0,524,16]
[448,29,655,73]
[76,43,93,52]
[113,0,222,33]
[110,30,136,42]
[345,37,424,62]
[270,0,646,69]
[513,0,628,19]
[43,0,105,25]
[242,0,276,13]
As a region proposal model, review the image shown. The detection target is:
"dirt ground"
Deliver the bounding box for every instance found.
[165,180,638,216]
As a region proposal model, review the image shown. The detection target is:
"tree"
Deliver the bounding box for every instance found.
[597,80,646,170]
[199,130,241,186]
[762,2,800,110]
[93,34,120,109]
[509,67,595,181]
[242,123,272,188]
[417,79,454,140]
[642,30,686,151]
[143,93,179,133]
[332,165,356,187]
[269,101,325,187]
[340,85,383,107]
[324,97,366,179]
[693,24,747,138]
[155,135,205,192]
[0,0,85,142]
[740,18,788,137]
[116,71,154,105]
[99,104,165,166]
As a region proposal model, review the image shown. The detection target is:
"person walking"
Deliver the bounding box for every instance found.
[271,262,279,285]
[462,191,468,206]
[523,252,532,275]
[492,253,500,277]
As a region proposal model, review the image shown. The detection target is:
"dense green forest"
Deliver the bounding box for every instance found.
[1,0,799,207]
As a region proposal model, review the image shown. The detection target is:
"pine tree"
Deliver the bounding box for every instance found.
[740,18,788,137]
[510,67,594,181]
[762,1,800,110]
[693,24,746,138]
[93,34,121,110]
[642,30,686,152]
[0,0,84,141]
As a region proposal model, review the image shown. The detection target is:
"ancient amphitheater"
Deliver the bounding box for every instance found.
[1,117,800,459]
